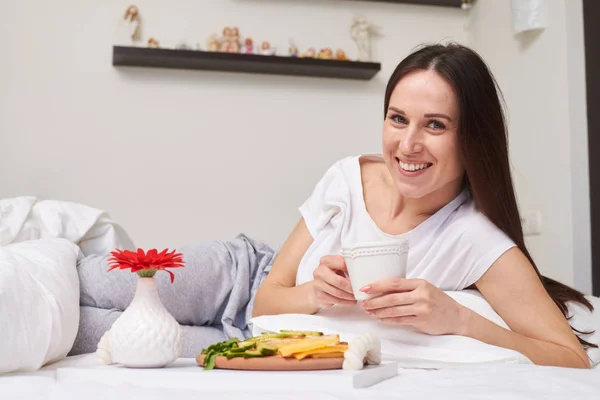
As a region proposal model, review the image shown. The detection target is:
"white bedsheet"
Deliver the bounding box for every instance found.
[1,354,599,400]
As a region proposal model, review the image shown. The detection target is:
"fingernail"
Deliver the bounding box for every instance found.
[360,285,371,292]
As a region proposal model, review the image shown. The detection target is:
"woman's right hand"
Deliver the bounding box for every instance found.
[311,255,357,310]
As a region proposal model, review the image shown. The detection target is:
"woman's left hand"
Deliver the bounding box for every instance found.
[360,278,469,336]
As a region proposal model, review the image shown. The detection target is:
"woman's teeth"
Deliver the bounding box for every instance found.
[399,161,430,172]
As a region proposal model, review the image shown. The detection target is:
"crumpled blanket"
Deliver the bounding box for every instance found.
[0,196,135,256]
[70,234,278,357]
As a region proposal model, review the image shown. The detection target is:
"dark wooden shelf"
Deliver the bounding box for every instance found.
[344,0,466,7]
[112,46,381,80]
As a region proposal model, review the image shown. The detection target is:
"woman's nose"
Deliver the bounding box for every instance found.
[399,127,424,154]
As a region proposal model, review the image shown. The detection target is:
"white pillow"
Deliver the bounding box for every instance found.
[252,290,600,369]
[0,239,80,375]
[251,290,531,370]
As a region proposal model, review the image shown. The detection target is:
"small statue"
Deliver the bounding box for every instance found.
[244,38,254,54]
[288,40,298,57]
[206,34,220,52]
[116,5,141,45]
[318,48,334,60]
[351,15,376,62]
[336,49,349,61]
[147,37,160,48]
[300,48,316,58]
[175,41,192,50]
[220,27,241,53]
[260,41,276,56]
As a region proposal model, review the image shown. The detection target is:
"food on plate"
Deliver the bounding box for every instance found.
[198,330,349,370]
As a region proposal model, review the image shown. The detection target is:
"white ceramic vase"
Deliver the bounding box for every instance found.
[107,276,184,368]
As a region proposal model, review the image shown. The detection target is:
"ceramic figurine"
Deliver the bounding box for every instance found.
[175,41,192,50]
[206,34,221,52]
[220,26,241,53]
[300,48,316,58]
[336,49,349,61]
[219,27,231,52]
[116,5,141,45]
[229,27,241,53]
[147,37,160,48]
[260,41,276,56]
[351,15,374,62]
[288,40,298,57]
[318,48,334,59]
[244,38,254,54]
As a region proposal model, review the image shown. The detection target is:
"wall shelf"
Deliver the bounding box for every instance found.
[344,0,467,7]
[112,46,381,80]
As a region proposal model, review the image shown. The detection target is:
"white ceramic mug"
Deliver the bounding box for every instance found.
[341,240,409,301]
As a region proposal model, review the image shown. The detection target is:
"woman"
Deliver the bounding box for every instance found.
[72,43,595,368]
[252,43,595,368]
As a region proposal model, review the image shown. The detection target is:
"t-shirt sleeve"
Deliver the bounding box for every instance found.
[299,159,350,239]
[455,214,517,289]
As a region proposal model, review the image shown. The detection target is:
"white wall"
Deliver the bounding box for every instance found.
[469,0,590,289]
[0,0,469,248]
[0,0,591,291]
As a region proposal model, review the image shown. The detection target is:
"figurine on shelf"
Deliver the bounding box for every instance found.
[116,5,141,45]
[206,34,221,52]
[288,40,298,57]
[300,48,316,58]
[260,41,276,56]
[176,41,192,50]
[351,15,377,62]
[336,49,349,61]
[220,27,241,53]
[318,48,334,60]
[147,37,160,48]
[244,38,254,54]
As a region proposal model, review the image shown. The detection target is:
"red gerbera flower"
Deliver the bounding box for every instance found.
[108,248,184,283]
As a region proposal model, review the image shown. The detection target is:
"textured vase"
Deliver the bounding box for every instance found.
[108,276,184,368]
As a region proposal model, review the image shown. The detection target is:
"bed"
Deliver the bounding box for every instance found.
[1,354,599,400]
[1,198,599,399]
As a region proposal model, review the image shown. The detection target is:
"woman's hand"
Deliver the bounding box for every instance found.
[360,278,468,336]
[311,255,357,310]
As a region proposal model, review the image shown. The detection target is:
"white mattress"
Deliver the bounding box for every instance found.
[1,354,599,400]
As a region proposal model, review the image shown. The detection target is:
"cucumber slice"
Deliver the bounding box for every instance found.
[229,343,256,353]
[280,330,323,336]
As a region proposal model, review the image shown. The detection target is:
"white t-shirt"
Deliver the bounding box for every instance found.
[295,155,516,290]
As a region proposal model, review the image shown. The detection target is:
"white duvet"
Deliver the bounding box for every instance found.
[0,197,134,375]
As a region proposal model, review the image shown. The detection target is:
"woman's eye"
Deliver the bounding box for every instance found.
[428,120,446,130]
[390,115,407,124]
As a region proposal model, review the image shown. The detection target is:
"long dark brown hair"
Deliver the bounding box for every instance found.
[384,43,596,349]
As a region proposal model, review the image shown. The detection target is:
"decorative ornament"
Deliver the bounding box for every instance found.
[96,248,185,368]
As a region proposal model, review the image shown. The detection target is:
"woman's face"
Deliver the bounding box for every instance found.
[382,69,464,199]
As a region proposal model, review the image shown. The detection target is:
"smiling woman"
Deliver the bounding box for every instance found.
[253,43,597,369]
[73,42,597,369]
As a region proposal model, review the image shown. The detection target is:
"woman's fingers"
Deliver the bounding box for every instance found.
[366,304,419,319]
[361,292,415,310]
[361,278,423,295]
[319,255,348,274]
[315,289,358,307]
[314,262,354,296]
[316,279,356,301]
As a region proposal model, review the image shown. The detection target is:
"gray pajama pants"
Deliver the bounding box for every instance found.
[69,234,277,358]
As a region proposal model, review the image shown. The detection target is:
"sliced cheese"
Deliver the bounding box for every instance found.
[278,335,341,357]
[293,344,349,360]
[308,352,346,359]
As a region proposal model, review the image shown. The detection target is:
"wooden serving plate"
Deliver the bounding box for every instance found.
[196,354,345,371]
